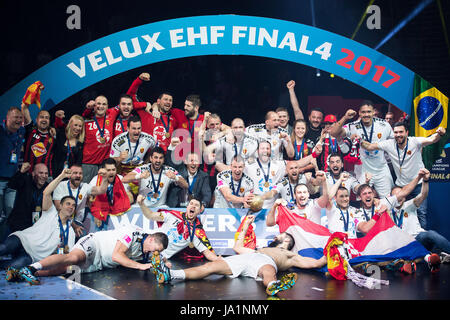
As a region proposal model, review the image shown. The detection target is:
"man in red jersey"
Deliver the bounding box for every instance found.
[126,72,178,152]
[82,94,137,138]
[81,95,115,183]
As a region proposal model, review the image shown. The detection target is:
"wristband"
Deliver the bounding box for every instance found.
[372,211,383,222]
[423,179,429,182]
[134,172,141,180]
[312,151,318,158]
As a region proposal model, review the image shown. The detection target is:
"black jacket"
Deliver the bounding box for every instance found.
[165,150,212,207]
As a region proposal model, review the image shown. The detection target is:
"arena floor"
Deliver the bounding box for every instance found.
[1,256,448,316]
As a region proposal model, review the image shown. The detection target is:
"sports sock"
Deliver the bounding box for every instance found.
[267,280,277,288]
[170,269,185,280]
[30,262,42,271]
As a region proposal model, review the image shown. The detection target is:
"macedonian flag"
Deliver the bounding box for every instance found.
[410,75,448,169]
[22,81,45,109]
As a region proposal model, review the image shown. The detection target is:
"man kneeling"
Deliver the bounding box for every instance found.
[150,215,326,296]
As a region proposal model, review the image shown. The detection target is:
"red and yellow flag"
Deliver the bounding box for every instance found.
[234,216,257,249]
[22,81,44,109]
[323,232,349,281]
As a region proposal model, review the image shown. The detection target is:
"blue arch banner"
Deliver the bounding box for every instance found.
[1,14,416,119]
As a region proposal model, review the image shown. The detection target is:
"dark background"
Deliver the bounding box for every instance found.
[1,0,449,125]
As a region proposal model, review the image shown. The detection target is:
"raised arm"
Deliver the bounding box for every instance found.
[420,127,446,147]
[233,215,257,254]
[413,169,430,208]
[136,194,165,222]
[286,80,304,120]
[330,109,357,138]
[315,171,330,209]
[90,168,109,196]
[42,168,72,211]
[360,140,380,151]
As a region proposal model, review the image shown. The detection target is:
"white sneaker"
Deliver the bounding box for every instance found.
[440,252,450,264]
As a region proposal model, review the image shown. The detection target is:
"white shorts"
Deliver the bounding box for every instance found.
[223,252,277,281]
[71,233,102,273]
[363,165,393,198]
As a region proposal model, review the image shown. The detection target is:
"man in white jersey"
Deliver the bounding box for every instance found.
[208,118,259,172]
[123,147,188,207]
[331,100,394,197]
[325,174,368,238]
[266,171,330,226]
[244,140,286,209]
[150,215,327,296]
[263,161,314,207]
[110,115,156,175]
[246,111,294,160]
[213,155,255,208]
[360,122,446,229]
[137,195,219,262]
[390,169,449,270]
[53,164,109,237]
[311,153,370,203]
[12,225,169,284]
[4,168,76,283]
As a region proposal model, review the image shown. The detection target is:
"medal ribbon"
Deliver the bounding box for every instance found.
[150,168,163,197]
[67,180,81,208]
[294,139,305,160]
[93,115,106,139]
[396,138,409,174]
[257,159,271,185]
[58,215,70,248]
[339,208,350,232]
[392,209,404,228]
[360,120,374,143]
[127,133,140,161]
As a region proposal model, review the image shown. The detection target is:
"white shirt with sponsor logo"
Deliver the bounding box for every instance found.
[132,164,181,207]
[110,132,156,166]
[290,199,323,224]
[325,171,360,195]
[390,199,425,237]
[325,205,367,238]
[343,118,393,173]
[155,211,207,259]
[53,181,93,223]
[245,124,289,161]
[244,159,286,209]
[213,170,254,208]
[212,134,259,165]
[377,137,426,187]
[87,224,147,271]
[275,176,307,204]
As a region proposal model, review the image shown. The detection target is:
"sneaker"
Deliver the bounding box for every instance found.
[150,251,171,284]
[385,259,405,272]
[440,252,450,264]
[266,273,298,296]
[18,266,40,285]
[400,261,416,275]
[5,267,21,282]
[360,262,373,275]
[427,253,441,273]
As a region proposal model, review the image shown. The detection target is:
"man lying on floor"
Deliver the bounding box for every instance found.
[6,224,169,285]
[149,215,327,296]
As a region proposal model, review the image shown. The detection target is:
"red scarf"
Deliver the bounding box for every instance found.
[91,175,130,221]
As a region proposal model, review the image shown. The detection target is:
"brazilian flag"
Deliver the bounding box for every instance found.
[410,75,449,169]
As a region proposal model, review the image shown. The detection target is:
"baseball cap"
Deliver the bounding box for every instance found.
[324,114,337,123]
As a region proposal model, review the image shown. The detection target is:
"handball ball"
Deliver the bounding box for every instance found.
[249,196,264,212]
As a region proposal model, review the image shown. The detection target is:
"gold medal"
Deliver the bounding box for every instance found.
[35,206,42,212]
[153,193,159,199]
[64,245,69,254]
[99,137,106,144]
[264,182,270,188]
[189,242,195,248]
[404,212,408,218]
[165,132,171,138]
[187,137,192,143]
